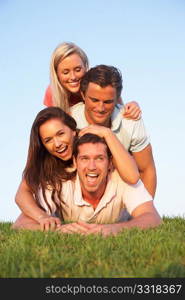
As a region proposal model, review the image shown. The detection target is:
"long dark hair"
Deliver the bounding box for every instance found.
[23,107,77,214]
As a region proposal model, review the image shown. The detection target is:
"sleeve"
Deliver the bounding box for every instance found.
[122,180,153,215]
[129,118,150,152]
[43,85,53,107]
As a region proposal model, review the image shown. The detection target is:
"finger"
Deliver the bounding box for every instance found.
[51,217,61,230]
[58,228,74,234]
[85,226,103,235]
[44,220,51,232]
[55,218,61,225]
[56,224,62,230]
[124,109,141,120]
[125,106,140,115]
[65,223,87,234]
[77,221,98,229]
[125,101,140,109]
[40,222,45,232]
[78,127,89,136]
[71,223,90,233]
[49,221,57,231]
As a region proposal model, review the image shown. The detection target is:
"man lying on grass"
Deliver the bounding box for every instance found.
[13,133,162,236]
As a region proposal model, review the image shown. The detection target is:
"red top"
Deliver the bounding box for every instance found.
[43,85,82,107]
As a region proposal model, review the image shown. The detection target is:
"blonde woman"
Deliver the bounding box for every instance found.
[43,42,141,119]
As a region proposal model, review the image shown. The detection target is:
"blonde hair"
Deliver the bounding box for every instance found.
[50,42,89,113]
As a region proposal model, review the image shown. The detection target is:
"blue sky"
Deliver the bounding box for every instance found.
[0,0,185,222]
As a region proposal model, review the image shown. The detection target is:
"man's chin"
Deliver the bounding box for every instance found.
[85,185,98,193]
[92,117,108,126]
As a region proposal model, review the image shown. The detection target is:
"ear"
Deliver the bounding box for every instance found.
[80,91,85,102]
[73,155,77,169]
[108,159,114,172]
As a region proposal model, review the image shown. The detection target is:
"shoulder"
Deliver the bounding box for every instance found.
[111,104,141,131]
[122,179,153,214]
[70,102,84,113]
[43,85,53,107]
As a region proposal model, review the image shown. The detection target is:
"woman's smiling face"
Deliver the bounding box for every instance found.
[39,118,76,161]
[57,53,86,94]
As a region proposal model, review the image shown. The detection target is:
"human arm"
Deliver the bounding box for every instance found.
[79,125,140,184]
[14,179,61,230]
[56,201,162,236]
[79,200,162,236]
[132,144,157,198]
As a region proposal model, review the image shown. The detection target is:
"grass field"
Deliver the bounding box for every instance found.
[0,217,185,278]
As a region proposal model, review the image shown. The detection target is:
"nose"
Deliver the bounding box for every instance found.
[87,159,96,170]
[98,101,105,112]
[70,71,76,81]
[53,137,62,148]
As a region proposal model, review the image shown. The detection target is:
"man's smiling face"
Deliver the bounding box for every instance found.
[82,82,117,127]
[74,142,111,200]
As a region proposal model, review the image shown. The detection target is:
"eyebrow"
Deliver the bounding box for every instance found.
[42,129,64,142]
[78,154,106,159]
[62,65,83,71]
[89,96,114,102]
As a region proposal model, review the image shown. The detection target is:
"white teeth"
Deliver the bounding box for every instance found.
[57,146,67,153]
[87,173,98,177]
[68,81,79,85]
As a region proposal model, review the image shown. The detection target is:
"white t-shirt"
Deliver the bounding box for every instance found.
[38,170,153,224]
[70,102,150,152]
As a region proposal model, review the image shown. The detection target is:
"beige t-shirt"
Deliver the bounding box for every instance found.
[38,171,153,224]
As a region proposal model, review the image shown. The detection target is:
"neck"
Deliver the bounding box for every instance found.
[81,182,107,210]
[83,191,103,210]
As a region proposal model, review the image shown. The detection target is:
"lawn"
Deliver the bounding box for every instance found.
[0,217,185,278]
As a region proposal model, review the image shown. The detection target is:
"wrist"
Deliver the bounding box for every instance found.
[103,128,113,139]
[36,214,49,222]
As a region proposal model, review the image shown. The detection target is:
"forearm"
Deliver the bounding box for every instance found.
[79,125,139,184]
[132,144,157,198]
[12,213,41,231]
[105,130,139,184]
[118,211,162,230]
[15,182,49,222]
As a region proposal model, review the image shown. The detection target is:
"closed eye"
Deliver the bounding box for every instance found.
[57,130,64,136]
[62,69,69,75]
[75,67,82,72]
[43,138,52,144]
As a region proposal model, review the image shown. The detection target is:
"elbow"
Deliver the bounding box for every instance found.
[129,173,140,185]
[149,213,163,228]
[156,215,163,226]
[15,192,20,206]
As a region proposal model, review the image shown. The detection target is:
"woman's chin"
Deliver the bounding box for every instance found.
[67,85,80,94]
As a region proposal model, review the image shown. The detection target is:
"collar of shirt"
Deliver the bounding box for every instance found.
[71,102,123,131]
[111,104,124,131]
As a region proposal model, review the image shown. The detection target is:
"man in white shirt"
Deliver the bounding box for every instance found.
[55,133,161,236]
[70,65,157,198]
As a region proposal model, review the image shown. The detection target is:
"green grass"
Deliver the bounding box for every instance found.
[0,217,185,278]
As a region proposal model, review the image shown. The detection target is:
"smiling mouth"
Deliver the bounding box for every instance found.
[86,173,99,184]
[94,111,107,116]
[56,145,68,154]
[68,81,80,87]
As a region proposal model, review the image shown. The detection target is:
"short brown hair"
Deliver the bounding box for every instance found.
[73,133,112,159]
[80,64,123,98]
